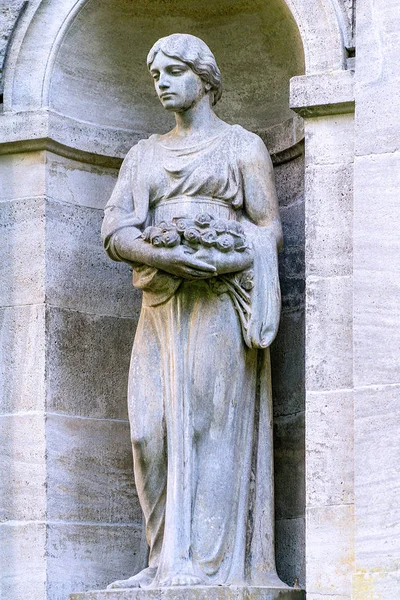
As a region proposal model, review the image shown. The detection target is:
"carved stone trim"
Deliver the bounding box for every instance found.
[0,109,304,167]
[290,70,355,117]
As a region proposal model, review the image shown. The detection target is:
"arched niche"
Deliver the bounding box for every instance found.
[48,0,305,140]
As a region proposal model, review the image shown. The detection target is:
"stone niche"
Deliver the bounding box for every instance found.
[0,0,306,598]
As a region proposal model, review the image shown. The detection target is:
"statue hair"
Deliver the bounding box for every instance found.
[147,33,223,106]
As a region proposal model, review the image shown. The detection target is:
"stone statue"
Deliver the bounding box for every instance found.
[101,33,284,591]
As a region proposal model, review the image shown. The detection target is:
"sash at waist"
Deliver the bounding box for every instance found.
[153,196,235,223]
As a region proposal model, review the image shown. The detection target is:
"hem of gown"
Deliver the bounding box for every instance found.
[70,585,304,600]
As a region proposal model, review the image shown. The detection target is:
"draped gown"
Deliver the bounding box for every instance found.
[101,124,282,588]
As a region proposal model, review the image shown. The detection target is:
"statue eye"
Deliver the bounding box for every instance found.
[170,68,185,76]
[151,72,160,81]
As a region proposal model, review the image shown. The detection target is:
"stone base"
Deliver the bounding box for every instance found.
[70,586,304,600]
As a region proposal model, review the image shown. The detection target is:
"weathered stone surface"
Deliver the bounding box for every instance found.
[70,587,304,600]
[0,304,45,413]
[306,390,353,508]
[305,164,353,278]
[354,384,400,573]
[354,153,400,274]
[46,307,136,419]
[354,269,400,386]
[48,523,142,600]
[0,521,46,600]
[46,152,118,210]
[0,414,46,521]
[306,505,354,597]
[274,413,305,521]
[306,276,352,391]
[274,156,304,208]
[353,570,400,600]
[0,152,45,201]
[355,0,400,156]
[45,199,141,317]
[46,413,140,524]
[290,71,354,117]
[305,114,354,166]
[271,309,305,418]
[0,197,45,306]
[275,518,305,589]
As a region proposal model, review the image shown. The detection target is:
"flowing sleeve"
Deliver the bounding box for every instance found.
[238,131,282,349]
[101,142,150,262]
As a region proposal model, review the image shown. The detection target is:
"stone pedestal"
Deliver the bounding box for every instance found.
[70,586,304,600]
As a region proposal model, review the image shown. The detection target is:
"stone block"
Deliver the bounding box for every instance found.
[271,309,305,418]
[354,153,400,274]
[46,306,135,419]
[274,413,305,520]
[306,389,354,508]
[0,152,45,201]
[354,384,400,573]
[46,413,140,524]
[355,0,400,156]
[306,276,352,392]
[275,517,305,589]
[45,199,141,317]
[0,304,45,413]
[290,71,354,117]
[306,505,354,596]
[305,164,353,278]
[274,155,304,208]
[0,414,46,522]
[307,594,348,600]
[47,523,142,600]
[46,151,118,209]
[353,569,400,600]
[0,522,46,600]
[354,269,400,386]
[70,587,304,600]
[305,114,354,166]
[0,197,45,306]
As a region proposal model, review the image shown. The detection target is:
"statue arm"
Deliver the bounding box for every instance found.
[239,132,283,250]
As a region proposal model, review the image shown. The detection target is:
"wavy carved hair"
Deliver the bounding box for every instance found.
[147,33,223,106]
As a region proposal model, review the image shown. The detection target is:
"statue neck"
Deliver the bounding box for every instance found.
[173,95,220,137]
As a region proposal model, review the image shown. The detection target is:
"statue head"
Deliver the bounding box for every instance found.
[147,33,222,107]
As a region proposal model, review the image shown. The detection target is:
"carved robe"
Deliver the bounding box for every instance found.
[101,125,281,587]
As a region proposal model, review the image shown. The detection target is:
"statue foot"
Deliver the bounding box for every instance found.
[107,567,157,589]
[160,573,204,587]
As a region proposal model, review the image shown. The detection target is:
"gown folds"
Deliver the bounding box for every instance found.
[101,124,282,587]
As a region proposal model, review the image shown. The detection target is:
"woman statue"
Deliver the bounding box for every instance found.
[102,33,284,591]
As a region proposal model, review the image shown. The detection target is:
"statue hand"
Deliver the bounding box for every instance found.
[150,244,217,280]
[195,247,254,276]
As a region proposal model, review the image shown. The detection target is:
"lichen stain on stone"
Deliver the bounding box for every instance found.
[353,570,385,600]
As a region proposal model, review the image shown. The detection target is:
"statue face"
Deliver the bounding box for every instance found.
[149,51,206,112]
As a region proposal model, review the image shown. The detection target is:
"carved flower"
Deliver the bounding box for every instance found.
[227,221,244,236]
[237,269,254,291]
[194,212,214,228]
[216,233,235,252]
[234,234,248,252]
[183,227,201,245]
[209,279,229,295]
[175,218,190,234]
[163,230,181,247]
[150,227,165,247]
[213,220,227,234]
[200,228,218,247]
[158,220,176,232]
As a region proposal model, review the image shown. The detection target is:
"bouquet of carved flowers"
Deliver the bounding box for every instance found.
[142,212,254,323]
[142,212,249,256]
